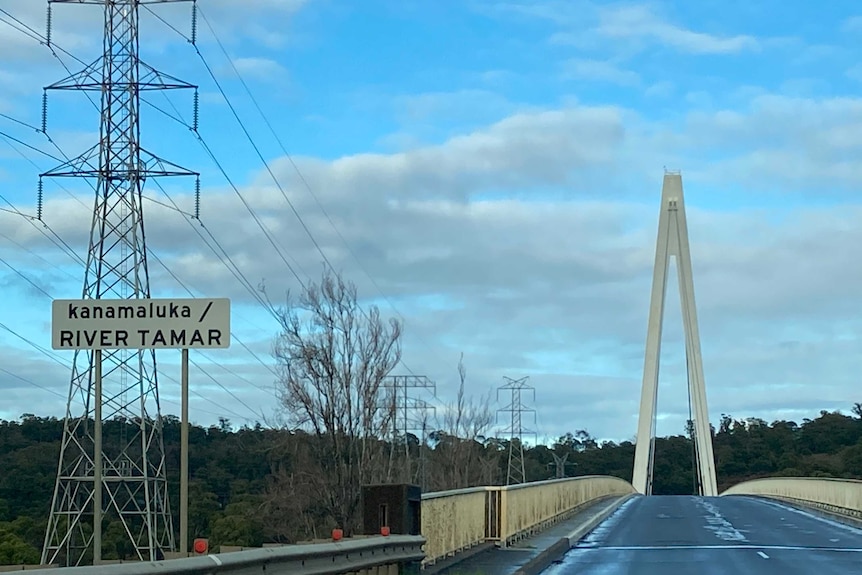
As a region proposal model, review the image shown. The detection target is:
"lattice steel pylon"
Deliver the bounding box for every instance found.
[40,0,199,566]
[497,376,536,486]
[548,452,575,479]
[382,375,436,488]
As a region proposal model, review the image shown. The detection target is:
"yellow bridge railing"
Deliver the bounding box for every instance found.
[421,475,636,566]
[721,476,862,521]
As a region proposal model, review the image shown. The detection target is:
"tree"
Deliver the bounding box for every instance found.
[272,268,402,534]
[427,354,495,490]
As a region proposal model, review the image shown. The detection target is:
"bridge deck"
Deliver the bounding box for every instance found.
[545,495,862,574]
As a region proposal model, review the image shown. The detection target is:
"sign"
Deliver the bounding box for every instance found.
[51,298,231,350]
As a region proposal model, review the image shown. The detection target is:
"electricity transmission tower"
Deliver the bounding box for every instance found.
[548,452,576,479]
[382,375,436,488]
[40,0,200,566]
[496,376,536,486]
[632,171,717,497]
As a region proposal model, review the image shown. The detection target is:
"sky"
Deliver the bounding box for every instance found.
[1,0,862,446]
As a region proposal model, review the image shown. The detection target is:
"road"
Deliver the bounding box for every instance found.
[543,495,862,574]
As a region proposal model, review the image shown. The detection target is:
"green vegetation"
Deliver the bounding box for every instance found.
[2,405,862,563]
[5,272,862,564]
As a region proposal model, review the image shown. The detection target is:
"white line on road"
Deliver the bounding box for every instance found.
[589,544,862,553]
[757,551,769,559]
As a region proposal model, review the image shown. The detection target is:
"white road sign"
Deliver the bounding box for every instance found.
[51,298,231,350]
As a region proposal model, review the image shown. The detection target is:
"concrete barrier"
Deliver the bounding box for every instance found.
[721,477,862,522]
[421,475,637,566]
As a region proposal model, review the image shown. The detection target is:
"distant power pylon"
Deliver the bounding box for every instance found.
[382,375,436,488]
[496,376,536,486]
[632,170,717,497]
[40,0,200,566]
[548,452,576,479]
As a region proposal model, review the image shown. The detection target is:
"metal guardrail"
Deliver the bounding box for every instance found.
[13,535,425,575]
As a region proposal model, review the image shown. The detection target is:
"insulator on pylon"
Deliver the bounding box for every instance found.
[37,179,44,221]
[46,6,52,47]
[194,177,201,220]
[192,90,199,131]
[42,0,195,566]
[191,1,198,45]
[41,92,47,133]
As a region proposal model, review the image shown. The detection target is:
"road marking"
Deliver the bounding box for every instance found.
[698,498,748,542]
[589,544,862,553]
[757,551,769,559]
[209,555,223,565]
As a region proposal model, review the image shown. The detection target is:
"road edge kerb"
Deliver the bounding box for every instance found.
[511,493,639,575]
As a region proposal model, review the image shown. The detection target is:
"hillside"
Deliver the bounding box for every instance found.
[1,406,862,563]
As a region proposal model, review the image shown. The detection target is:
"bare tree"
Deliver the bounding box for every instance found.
[272,268,402,533]
[428,354,496,490]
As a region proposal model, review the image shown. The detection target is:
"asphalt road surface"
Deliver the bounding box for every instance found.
[543,495,862,574]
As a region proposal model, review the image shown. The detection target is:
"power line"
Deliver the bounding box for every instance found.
[192,8,334,273]
[0,240,272,425]
[0,366,67,400]
[141,5,436,382]
[0,318,260,425]
[2,119,279,428]
[147,178,276,314]
[2,3,441,421]
[0,321,68,368]
[144,245,278,379]
[191,5,451,378]
[0,229,78,281]
[39,1,199,565]
[3,106,279,395]
[0,137,263,427]
[0,252,51,298]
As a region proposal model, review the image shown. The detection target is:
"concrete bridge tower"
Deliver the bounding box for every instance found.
[632,171,718,496]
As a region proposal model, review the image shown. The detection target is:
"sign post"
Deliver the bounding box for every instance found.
[52,297,231,559]
[94,348,102,564]
[180,347,190,556]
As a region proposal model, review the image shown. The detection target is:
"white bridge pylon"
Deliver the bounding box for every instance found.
[632,171,718,497]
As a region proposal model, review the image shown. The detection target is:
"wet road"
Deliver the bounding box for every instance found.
[543,495,862,574]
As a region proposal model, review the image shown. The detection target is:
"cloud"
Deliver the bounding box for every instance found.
[645,81,674,98]
[847,64,862,83]
[535,2,760,56]
[841,15,862,33]
[562,58,641,86]
[594,4,760,55]
[230,57,290,82]
[192,0,312,48]
[204,0,309,13]
[475,0,586,26]
[0,0,312,63]
[0,3,98,60]
[7,87,862,440]
[2,0,860,444]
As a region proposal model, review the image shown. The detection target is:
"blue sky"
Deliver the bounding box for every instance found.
[3,0,862,444]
